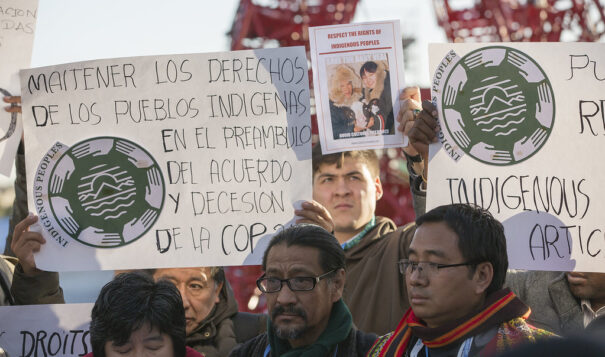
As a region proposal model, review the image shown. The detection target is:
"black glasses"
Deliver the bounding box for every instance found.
[398,259,476,276]
[256,269,338,293]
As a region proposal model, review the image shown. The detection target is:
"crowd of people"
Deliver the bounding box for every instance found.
[1,85,605,357]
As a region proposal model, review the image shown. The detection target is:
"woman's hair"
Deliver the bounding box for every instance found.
[90,272,186,357]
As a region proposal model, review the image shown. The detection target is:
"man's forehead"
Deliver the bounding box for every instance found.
[154,267,211,281]
[362,70,375,77]
[409,222,460,257]
[315,158,372,175]
[265,244,322,274]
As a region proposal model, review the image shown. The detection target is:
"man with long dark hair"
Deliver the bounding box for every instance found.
[230,225,376,357]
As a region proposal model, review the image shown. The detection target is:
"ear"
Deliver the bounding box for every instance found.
[473,262,493,295]
[330,269,346,303]
[213,281,224,304]
[375,176,383,201]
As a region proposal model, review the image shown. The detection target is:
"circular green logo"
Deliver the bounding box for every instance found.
[441,46,554,165]
[48,137,164,248]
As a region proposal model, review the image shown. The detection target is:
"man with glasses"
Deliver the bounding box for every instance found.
[367,204,553,357]
[294,88,427,336]
[407,99,605,336]
[229,224,377,357]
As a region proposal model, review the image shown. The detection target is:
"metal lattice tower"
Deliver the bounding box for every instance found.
[433,0,605,42]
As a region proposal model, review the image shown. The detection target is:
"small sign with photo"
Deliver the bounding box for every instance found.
[309,20,407,154]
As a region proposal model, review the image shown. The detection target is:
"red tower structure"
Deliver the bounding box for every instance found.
[230,0,359,51]
[433,0,605,42]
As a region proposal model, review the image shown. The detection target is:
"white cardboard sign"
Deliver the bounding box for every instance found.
[20,47,312,271]
[0,0,37,176]
[428,43,605,272]
[0,303,92,357]
[309,20,407,154]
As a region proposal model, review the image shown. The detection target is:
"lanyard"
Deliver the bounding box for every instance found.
[411,337,474,357]
[263,345,339,357]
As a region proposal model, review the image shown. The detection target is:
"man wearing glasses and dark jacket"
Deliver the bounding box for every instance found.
[229,224,377,357]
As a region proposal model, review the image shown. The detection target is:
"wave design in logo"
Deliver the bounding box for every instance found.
[77,164,136,221]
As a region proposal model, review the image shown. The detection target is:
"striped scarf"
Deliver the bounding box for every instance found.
[368,289,535,356]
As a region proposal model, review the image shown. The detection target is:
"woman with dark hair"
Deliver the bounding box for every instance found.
[359,61,394,134]
[86,272,204,357]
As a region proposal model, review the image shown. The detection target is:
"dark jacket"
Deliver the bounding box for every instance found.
[188,281,266,357]
[0,255,15,305]
[10,262,65,305]
[505,270,583,335]
[343,217,415,336]
[228,327,377,357]
[1,253,64,307]
[3,142,27,257]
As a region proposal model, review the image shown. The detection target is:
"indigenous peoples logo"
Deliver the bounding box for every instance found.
[36,137,164,248]
[441,46,554,165]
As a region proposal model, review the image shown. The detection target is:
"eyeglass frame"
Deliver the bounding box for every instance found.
[398,258,478,276]
[256,269,339,293]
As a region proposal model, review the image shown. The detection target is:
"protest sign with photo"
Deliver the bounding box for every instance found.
[0,303,92,356]
[428,43,605,272]
[309,20,406,154]
[20,47,312,271]
[0,0,37,176]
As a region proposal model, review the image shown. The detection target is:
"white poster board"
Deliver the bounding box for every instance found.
[20,47,312,271]
[0,303,92,357]
[0,0,37,176]
[309,20,406,154]
[428,43,605,272]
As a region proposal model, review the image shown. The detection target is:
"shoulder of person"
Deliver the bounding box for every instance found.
[506,270,564,289]
[499,317,558,340]
[365,332,393,357]
[353,329,378,355]
[368,218,415,249]
[0,255,17,271]
[0,256,15,306]
[231,312,268,344]
[0,255,16,286]
[228,332,268,357]
[186,346,206,357]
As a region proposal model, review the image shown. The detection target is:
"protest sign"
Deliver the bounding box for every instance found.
[309,20,406,154]
[0,0,37,176]
[428,43,605,272]
[0,303,92,357]
[20,47,312,271]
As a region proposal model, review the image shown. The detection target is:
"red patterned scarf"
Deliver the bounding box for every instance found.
[371,289,530,356]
